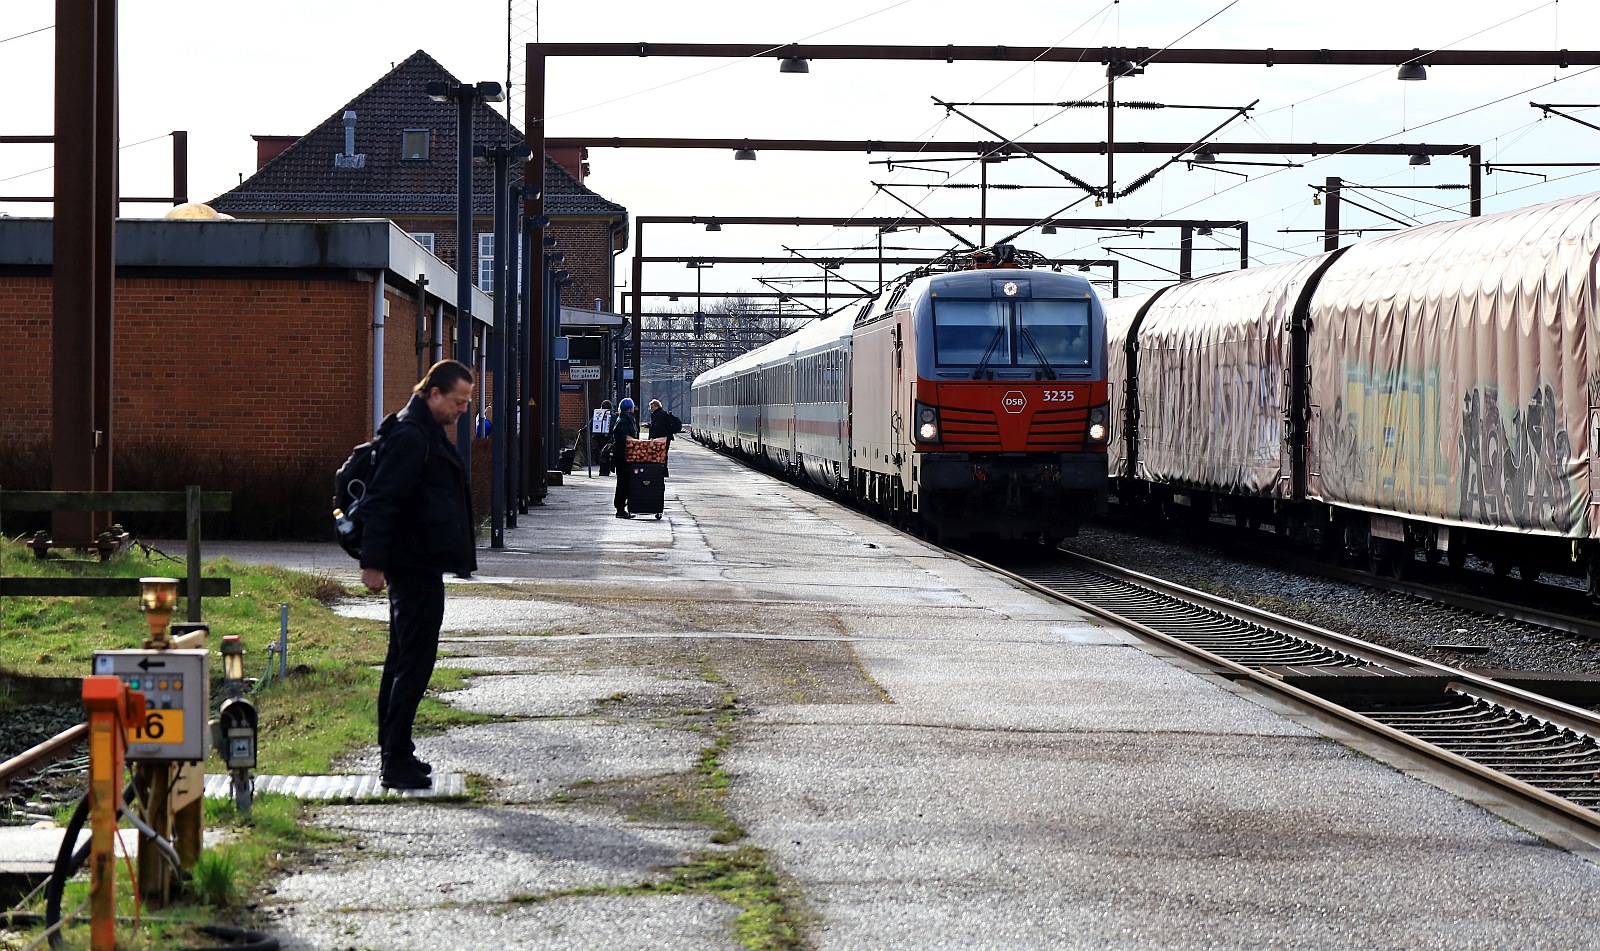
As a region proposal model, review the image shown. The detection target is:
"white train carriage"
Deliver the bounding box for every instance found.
[690,307,854,488]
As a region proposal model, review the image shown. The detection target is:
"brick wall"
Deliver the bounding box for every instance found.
[551,219,616,312]
[0,273,503,538]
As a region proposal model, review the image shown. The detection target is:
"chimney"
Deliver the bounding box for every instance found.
[548,145,589,183]
[333,111,366,169]
[251,134,298,169]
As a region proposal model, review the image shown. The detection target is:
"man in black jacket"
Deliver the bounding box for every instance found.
[612,398,638,518]
[358,359,478,789]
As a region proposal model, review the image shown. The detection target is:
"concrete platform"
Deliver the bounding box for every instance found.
[196,441,1600,950]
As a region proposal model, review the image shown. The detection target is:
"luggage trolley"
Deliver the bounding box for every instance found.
[624,437,669,519]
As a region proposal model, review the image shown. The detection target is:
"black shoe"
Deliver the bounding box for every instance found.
[381,756,433,790]
[402,755,433,775]
[616,510,634,519]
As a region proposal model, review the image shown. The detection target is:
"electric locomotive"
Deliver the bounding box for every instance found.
[691,245,1109,544]
[850,246,1109,543]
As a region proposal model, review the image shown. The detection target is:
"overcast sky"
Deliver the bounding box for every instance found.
[4,0,1599,301]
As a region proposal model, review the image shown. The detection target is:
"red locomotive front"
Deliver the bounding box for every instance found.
[851,250,1110,545]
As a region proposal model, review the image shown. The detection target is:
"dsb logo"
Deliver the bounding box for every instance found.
[1002,390,1027,414]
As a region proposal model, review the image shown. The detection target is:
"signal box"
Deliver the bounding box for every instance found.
[90,649,210,762]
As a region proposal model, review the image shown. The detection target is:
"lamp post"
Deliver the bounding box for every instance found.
[478,142,529,547]
[546,263,572,480]
[425,78,503,473]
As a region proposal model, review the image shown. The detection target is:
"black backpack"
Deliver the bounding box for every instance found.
[664,411,682,436]
[332,413,407,559]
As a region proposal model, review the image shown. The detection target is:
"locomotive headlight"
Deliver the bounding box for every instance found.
[914,401,941,444]
[1087,405,1109,444]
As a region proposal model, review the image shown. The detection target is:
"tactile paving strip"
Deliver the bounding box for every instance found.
[203,772,467,800]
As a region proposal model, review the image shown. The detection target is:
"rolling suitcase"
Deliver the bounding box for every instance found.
[627,462,666,519]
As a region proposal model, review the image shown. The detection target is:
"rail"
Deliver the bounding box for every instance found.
[982,549,1600,833]
[0,723,88,797]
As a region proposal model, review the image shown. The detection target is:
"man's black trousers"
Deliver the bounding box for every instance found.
[614,463,631,512]
[378,569,444,760]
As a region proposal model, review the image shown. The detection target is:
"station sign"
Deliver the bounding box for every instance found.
[568,365,602,381]
[560,382,583,392]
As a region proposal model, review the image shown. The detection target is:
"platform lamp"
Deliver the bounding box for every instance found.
[425,78,503,471]
[686,260,713,335]
[778,57,809,73]
[1397,59,1428,81]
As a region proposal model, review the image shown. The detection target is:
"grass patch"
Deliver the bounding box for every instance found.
[540,680,814,950]
[0,539,488,775]
[6,794,344,948]
[556,692,746,842]
[510,846,808,951]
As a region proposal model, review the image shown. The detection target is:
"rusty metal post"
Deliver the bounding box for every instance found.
[1238,220,1249,270]
[1323,176,1342,252]
[1178,225,1193,282]
[525,49,548,501]
[91,0,117,539]
[83,676,139,951]
[52,0,103,549]
[171,130,187,205]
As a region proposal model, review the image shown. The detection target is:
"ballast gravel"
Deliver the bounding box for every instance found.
[1065,523,1600,679]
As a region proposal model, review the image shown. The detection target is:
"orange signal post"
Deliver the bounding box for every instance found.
[82,675,145,951]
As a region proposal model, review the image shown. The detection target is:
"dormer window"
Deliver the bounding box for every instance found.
[402,129,431,161]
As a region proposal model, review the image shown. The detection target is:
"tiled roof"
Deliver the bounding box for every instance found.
[210,50,626,220]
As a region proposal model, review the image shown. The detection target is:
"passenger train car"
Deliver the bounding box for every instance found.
[692,247,1110,544]
[1107,189,1600,593]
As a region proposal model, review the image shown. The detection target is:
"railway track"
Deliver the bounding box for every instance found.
[983,548,1600,831]
[0,723,87,820]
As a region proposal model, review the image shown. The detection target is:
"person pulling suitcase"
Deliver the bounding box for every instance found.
[611,398,638,518]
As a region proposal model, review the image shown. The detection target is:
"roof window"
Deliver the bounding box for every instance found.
[402,129,431,161]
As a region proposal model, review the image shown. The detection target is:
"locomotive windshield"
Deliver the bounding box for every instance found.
[1017,300,1091,367]
[931,300,1009,365]
[932,298,1091,368]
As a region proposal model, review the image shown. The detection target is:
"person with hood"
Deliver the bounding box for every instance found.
[611,397,639,518]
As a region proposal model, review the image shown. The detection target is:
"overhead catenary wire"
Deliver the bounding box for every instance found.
[0,24,52,45]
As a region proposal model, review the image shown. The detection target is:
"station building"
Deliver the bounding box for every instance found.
[0,50,631,537]
[0,216,492,538]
